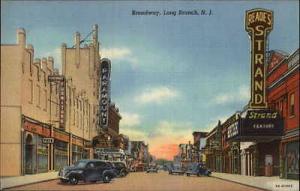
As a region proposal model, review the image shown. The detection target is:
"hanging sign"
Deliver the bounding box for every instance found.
[245,9,273,109]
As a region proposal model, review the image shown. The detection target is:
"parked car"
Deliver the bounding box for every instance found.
[146,165,158,173]
[58,159,117,185]
[185,163,211,177]
[168,164,185,175]
[112,161,129,177]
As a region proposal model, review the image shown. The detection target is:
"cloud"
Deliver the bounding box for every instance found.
[120,120,194,160]
[120,112,141,127]
[135,86,180,104]
[213,85,250,105]
[101,47,138,66]
[147,121,194,160]
[120,126,148,142]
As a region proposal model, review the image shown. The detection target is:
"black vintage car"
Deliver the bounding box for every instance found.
[185,163,211,177]
[59,159,117,184]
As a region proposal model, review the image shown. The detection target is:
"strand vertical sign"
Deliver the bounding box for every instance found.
[99,58,111,129]
[245,9,273,109]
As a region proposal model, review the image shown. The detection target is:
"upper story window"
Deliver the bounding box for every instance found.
[289,93,295,117]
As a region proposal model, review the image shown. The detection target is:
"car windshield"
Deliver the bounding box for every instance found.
[74,161,88,168]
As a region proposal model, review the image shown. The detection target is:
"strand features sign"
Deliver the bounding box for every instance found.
[99,59,111,129]
[245,9,273,109]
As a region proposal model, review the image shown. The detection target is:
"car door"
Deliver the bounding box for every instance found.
[85,162,98,181]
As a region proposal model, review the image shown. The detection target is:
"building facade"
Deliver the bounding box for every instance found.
[204,48,299,180]
[1,25,103,176]
[267,49,299,179]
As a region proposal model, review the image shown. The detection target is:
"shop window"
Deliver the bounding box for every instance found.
[54,140,68,171]
[289,93,295,117]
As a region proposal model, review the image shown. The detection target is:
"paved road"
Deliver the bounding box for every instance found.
[7,171,265,191]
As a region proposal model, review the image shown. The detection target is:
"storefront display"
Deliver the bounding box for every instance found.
[54,140,68,171]
[285,141,299,179]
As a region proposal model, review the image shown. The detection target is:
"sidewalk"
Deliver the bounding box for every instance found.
[0,171,59,190]
[212,172,299,191]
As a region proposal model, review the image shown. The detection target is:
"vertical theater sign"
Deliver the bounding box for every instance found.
[246,9,273,109]
[226,9,283,142]
[99,58,111,129]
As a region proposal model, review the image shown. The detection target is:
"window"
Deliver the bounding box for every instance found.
[44,90,47,111]
[29,80,33,103]
[36,85,41,107]
[289,93,295,117]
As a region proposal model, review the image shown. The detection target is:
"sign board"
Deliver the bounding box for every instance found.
[226,110,283,141]
[48,75,64,82]
[245,9,273,109]
[48,75,66,129]
[99,58,111,129]
[42,138,54,144]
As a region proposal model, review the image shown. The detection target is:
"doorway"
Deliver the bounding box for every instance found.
[25,134,36,174]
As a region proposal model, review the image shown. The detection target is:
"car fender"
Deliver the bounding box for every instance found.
[67,172,83,181]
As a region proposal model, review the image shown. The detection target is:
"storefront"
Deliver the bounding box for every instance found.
[71,135,84,164]
[227,110,283,177]
[280,129,299,179]
[53,129,69,171]
[23,116,51,174]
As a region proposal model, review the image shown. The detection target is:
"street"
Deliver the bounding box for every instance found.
[7,171,264,191]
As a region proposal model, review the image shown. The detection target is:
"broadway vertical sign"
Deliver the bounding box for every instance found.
[99,59,111,129]
[245,9,273,109]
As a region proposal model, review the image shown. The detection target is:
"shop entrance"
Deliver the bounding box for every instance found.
[25,134,36,174]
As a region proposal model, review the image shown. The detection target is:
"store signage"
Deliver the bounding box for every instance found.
[48,75,64,82]
[48,75,66,129]
[227,121,239,139]
[245,9,273,109]
[99,59,111,129]
[241,117,283,137]
[42,138,54,144]
[246,110,278,119]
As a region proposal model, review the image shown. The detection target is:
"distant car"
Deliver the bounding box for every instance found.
[146,166,158,173]
[58,159,117,185]
[112,161,129,177]
[185,163,211,177]
[168,165,185,175]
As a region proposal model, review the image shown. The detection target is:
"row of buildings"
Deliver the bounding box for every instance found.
[0,25,151,176]
[203,48,299,180]
[175,9,299,180]
[175,48,299,180]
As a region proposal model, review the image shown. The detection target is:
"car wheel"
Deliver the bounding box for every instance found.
[103,174,111,183]
[69,176,79,185]
[120,171,126,177]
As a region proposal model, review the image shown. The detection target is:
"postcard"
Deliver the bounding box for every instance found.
[1,1,299,191]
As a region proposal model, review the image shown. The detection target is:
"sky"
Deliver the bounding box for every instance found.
[1,1,299,160]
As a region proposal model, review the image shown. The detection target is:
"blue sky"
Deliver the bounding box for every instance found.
[2,1,299,159]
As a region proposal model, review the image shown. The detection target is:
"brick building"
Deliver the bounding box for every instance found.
[267,49,299,179]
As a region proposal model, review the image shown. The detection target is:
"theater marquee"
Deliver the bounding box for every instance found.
[245,9,273,109]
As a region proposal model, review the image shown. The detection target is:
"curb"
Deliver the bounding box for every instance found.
[2,177,59,190]
[211,175,271,191]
